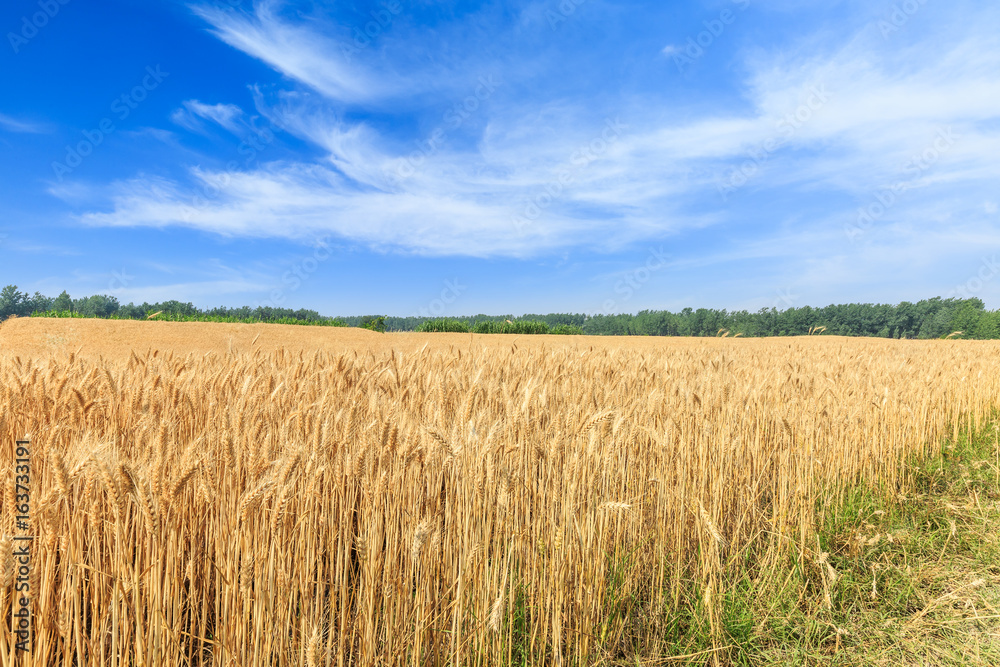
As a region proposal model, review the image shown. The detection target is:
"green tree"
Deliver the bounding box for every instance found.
[52,290,72,312]
[360,315,387,333]
[76,294,120,318]
[0,285,30,320]
[948,298,985,338]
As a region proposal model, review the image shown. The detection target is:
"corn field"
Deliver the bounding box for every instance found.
[1,320,999,666]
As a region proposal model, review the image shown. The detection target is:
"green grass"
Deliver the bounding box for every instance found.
[578,421,1000,666]
[740,421,1000,666]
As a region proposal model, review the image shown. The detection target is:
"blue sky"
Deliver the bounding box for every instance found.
[2,0,998,316]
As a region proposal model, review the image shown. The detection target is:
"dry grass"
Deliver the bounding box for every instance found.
[0,319,999,665]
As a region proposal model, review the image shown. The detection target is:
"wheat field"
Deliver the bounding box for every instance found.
[1,318,998,666]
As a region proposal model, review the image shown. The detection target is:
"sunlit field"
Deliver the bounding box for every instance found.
[1,317,998,666]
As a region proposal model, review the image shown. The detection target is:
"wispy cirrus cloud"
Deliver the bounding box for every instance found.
[171,100,245,133]
[189,0,444,106]
[0,112,47,134]
[74,0,1000,265]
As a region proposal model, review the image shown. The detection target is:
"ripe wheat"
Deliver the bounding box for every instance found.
[0,325,998,665]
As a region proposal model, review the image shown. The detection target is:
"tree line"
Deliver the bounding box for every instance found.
[1,285,996,338]
[384,297,997,338]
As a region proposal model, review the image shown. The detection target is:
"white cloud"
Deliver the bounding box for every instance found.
[77,2,1000,262]
[80,163,648,256]
[171,100,245,133]
[191,1,407,105]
